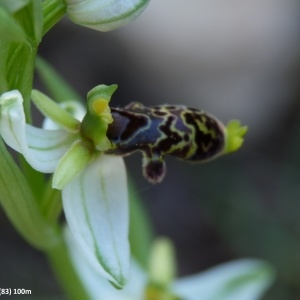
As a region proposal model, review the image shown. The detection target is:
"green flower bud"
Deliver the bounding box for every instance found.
[148,238,176,287]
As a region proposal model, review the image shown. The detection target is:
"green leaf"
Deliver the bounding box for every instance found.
[42,0,67,35]
[0,139,59,249]
[3,42,34,116]
[0,0,30,13]
[0,0,44,118]
[18,155,46,201]
[13,0,43,44]
[0,40,9,93]
[35,56,83,102]
[0,6,28,42]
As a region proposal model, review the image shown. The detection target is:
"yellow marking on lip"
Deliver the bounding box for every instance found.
[92,98,108,115]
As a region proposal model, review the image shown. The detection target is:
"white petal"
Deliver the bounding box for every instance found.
[172,259,275,300]
[26,126,79,172]
[0,90,77,173]
[62,154,130,288]
[65,227,146,300]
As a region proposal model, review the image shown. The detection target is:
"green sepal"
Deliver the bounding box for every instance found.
[52,139,94,189]
[224,120,248,153]
[80,84,117,151]
[31,89,81,132]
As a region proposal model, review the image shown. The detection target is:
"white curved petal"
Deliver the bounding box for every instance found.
[172,259,275,300]
[26,126,79,172]
[62,154,130,288]
[0,90,77,172]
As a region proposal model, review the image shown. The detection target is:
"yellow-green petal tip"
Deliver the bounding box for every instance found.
[225,120,248,153]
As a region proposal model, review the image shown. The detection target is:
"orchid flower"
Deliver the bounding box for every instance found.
[66,233,275,300]
[0,86,129,288]
[65,0,151,32]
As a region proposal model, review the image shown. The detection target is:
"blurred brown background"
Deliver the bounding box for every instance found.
[1,0,300,298]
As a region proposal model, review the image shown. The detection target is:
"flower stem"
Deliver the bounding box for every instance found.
[42,0,67,35]
[40,180,63,224]
[47,237,90,300]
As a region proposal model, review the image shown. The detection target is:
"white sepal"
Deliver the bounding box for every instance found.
[0,90,77,172]
[65,227,146,300]
[172,259,275,300]
[62,154,130,288]
[66,0,150,32]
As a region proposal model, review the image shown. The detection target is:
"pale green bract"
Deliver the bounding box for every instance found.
[66,0,151,32]
[0,90,130,288]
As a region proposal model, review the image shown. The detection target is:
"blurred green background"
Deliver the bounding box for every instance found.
[1,1,300,298]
